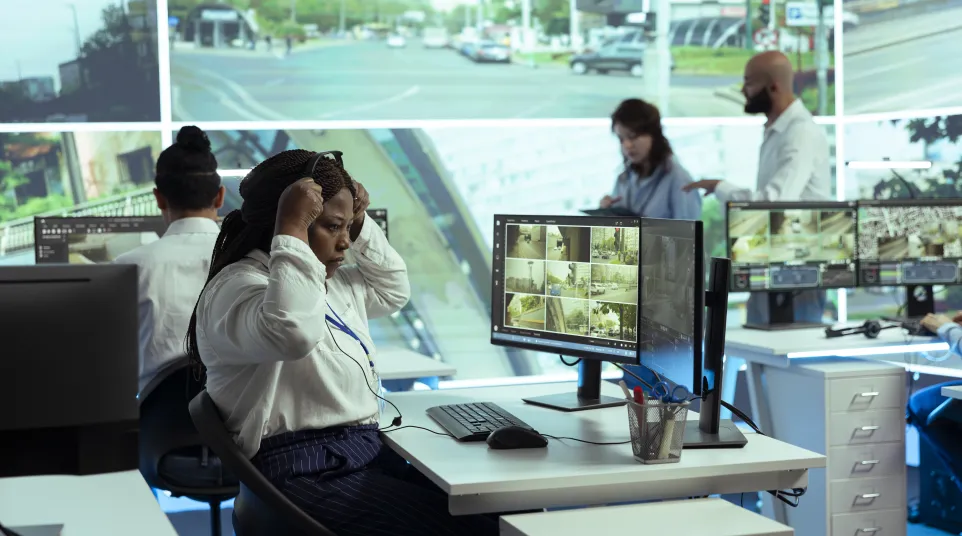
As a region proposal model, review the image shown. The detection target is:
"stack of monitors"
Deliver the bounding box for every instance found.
[726,198,962,289]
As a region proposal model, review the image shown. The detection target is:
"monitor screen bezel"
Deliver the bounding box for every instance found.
[490,214,642,365]
[638,217,704,394]
[725,200,859,291]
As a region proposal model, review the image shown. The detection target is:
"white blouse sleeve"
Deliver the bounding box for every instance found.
[202,235,331,365]
[338,217,411,319]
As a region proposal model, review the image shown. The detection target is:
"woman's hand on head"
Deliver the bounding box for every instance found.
[350,182,370,241]
[275,178,325,242]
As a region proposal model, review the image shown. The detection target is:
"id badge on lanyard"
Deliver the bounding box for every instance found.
[325,304,386,413]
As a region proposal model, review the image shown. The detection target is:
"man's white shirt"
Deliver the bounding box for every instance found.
[114,217,220,393]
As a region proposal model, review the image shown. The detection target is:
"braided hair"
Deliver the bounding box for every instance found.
[185,149,357,381]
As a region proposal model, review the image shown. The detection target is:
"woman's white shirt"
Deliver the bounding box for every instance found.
[195,219,410,458]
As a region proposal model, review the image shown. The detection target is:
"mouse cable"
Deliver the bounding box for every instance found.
[381,425,453,437]
[326,324,404,429]
[559,355,581,367]
[542,434,631,446]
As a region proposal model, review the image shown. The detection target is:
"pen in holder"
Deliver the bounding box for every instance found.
[626,398,689,464]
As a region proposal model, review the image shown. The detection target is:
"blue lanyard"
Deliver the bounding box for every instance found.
[325,304,373,368]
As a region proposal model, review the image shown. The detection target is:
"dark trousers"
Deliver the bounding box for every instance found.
[908,380,962,494]
[252,424,498,536]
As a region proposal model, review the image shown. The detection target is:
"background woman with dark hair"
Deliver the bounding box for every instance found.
[599,98,702,220]
[185,149,498,535]
[114,125,224,394]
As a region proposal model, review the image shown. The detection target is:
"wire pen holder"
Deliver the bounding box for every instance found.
[626,399,690,464]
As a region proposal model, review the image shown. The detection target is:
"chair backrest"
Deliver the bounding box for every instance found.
[188,391,337,536]
[139,357,236,497]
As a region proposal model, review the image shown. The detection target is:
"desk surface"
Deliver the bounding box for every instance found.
[381,382,825,515]
[726,326,960,373]
[0,470,176,536]
[377,347,456,380]
[500,498,793,536]
[943,385,962,400]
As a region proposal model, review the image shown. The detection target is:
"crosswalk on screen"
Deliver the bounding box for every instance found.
[490,215,640,364]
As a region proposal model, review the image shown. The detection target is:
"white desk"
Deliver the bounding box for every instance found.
[381,382,824,516]
[943,385,962,400]
[500,498,794,536]
[377,347,457,381]
[725,326,953,370]
[0,470,176,536]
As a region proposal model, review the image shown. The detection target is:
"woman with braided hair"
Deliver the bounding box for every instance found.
[185,149,497,535]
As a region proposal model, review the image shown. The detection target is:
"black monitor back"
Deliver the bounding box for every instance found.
[0,264,139,476]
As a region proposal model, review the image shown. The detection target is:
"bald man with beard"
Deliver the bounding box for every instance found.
[684,51,832,327]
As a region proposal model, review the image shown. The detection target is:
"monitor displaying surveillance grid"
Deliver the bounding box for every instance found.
[727,201,858,291]
[490,214,640,364]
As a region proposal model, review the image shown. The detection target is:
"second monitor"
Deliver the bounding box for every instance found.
[727,201,857,330]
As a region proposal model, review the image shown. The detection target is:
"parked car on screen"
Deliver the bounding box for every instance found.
[467,41,511,63]
[387,34,406,48]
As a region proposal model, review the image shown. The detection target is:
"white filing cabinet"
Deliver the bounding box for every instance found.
[763,358,906,536]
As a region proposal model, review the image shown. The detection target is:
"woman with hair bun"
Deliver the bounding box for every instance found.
[115,125,224,394]
[185,149,498,535]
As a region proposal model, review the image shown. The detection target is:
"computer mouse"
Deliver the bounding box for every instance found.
[486,426,548,450]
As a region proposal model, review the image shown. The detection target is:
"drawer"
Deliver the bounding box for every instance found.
[829,375,902,413]
[829,443,905,481]
[831,508,906,536]
[829,410,904,446]
[830,476,905,514]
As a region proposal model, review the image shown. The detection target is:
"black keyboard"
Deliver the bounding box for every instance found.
[426,402,534,441]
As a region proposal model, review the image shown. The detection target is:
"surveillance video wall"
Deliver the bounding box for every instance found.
[2,0,956,378]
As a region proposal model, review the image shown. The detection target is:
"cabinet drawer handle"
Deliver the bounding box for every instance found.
[859,392,880,397]
[859,460,880,465]
[858,529,881,534]
[859,493,881,499]
[860,426,880,431]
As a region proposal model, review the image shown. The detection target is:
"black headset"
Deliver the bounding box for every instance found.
[825,320,897,339]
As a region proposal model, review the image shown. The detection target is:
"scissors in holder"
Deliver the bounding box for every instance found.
[651,382,691,404]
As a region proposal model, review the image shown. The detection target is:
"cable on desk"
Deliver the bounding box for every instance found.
[381,425,453,437]
[542,434,631,446]
[559,355,581,367]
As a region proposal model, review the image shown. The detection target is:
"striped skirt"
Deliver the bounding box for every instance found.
[252,424,498,536]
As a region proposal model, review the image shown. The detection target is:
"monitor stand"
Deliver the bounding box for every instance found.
[743,291,827,331]
[687,257,748,449]
[523,360,626,412]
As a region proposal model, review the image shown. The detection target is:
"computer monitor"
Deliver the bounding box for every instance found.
[491,214,641,412]
[857,198,962,317]
[726,201,858,330]
[367,208,388,239]
[0,264,139,477]
[639,217,703,397]
[34,216,167,264]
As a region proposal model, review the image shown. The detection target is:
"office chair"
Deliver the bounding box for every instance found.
[188,390,338,536]
[139,357,238,536]
[907,382,962,533]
